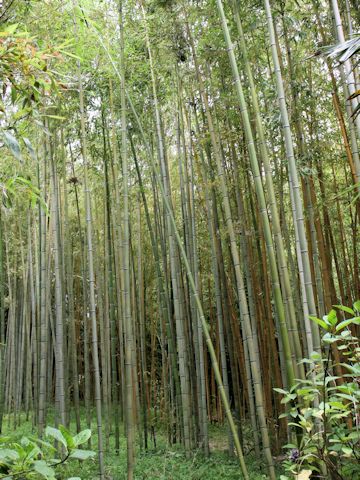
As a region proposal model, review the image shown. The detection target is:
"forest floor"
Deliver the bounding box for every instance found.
[2,414,279,479]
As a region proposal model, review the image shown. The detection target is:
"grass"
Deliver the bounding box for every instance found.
[1,412,275,479]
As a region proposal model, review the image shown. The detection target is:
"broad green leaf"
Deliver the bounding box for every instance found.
[312,409,324,419]
[334,304,354,315]
[322,332,337,344]
[27,445,42,460]
[73,429,91,447]
[325,376,340,385]
[33,460,56,479]
[281,393,296,404]
[20,437,30,446]
[340,364,360,376]
[69,449,96,460]
[336,317,360,332]
[59,425,75,449]
[289,383,300,393]
[299,358,314,364]
[282,443,297,449]
[273,387,288,395]
[342,446,353,455]
[310,351,322,360]
[296,388,317,396]
[328,401,346,409]
[3,131,23,162]
[336,382,359,392]
[329,442,343,451]
[331,412,351,420]
[0,449,19,461]
[336,393,356,402]
[340,329,352,337]
[31,437,56,452]
[309,315,328,330]
[325,309,337,326]
[45,426,67,449]
[347,431,360,441]
[0,437,11,444]
[354,300,360,312]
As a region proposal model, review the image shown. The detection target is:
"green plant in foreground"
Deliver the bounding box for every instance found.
[0,426,95,479]
[277,302,360,480]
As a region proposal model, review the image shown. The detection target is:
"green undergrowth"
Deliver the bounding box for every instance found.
[1,414,273,479]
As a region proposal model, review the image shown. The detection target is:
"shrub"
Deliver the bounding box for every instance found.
[277,302,360,480]
[0,425,95,479]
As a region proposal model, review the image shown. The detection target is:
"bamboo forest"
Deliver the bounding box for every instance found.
[0,0,359,478]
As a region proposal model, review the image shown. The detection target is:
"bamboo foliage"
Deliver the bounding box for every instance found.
[0,0,359,479]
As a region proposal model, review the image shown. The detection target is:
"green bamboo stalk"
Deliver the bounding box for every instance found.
[215,0,295,393]
[72,1,104,475]
[0,199,5,432]
[38,134,48,436]
[232,0,304,373]
[119,2,135,477]
[263,0,321,352]
[126,74,249,480]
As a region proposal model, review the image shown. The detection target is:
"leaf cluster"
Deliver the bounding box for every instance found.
[0,24,59,119]
[0,426,95,480]
[276,302,360,479]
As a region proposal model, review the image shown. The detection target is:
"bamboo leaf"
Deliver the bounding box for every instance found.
[40,114,66,121]
[57,49,82,60]
[23,137,36,161]
[2,131,23,162]
[0,24,18,36]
